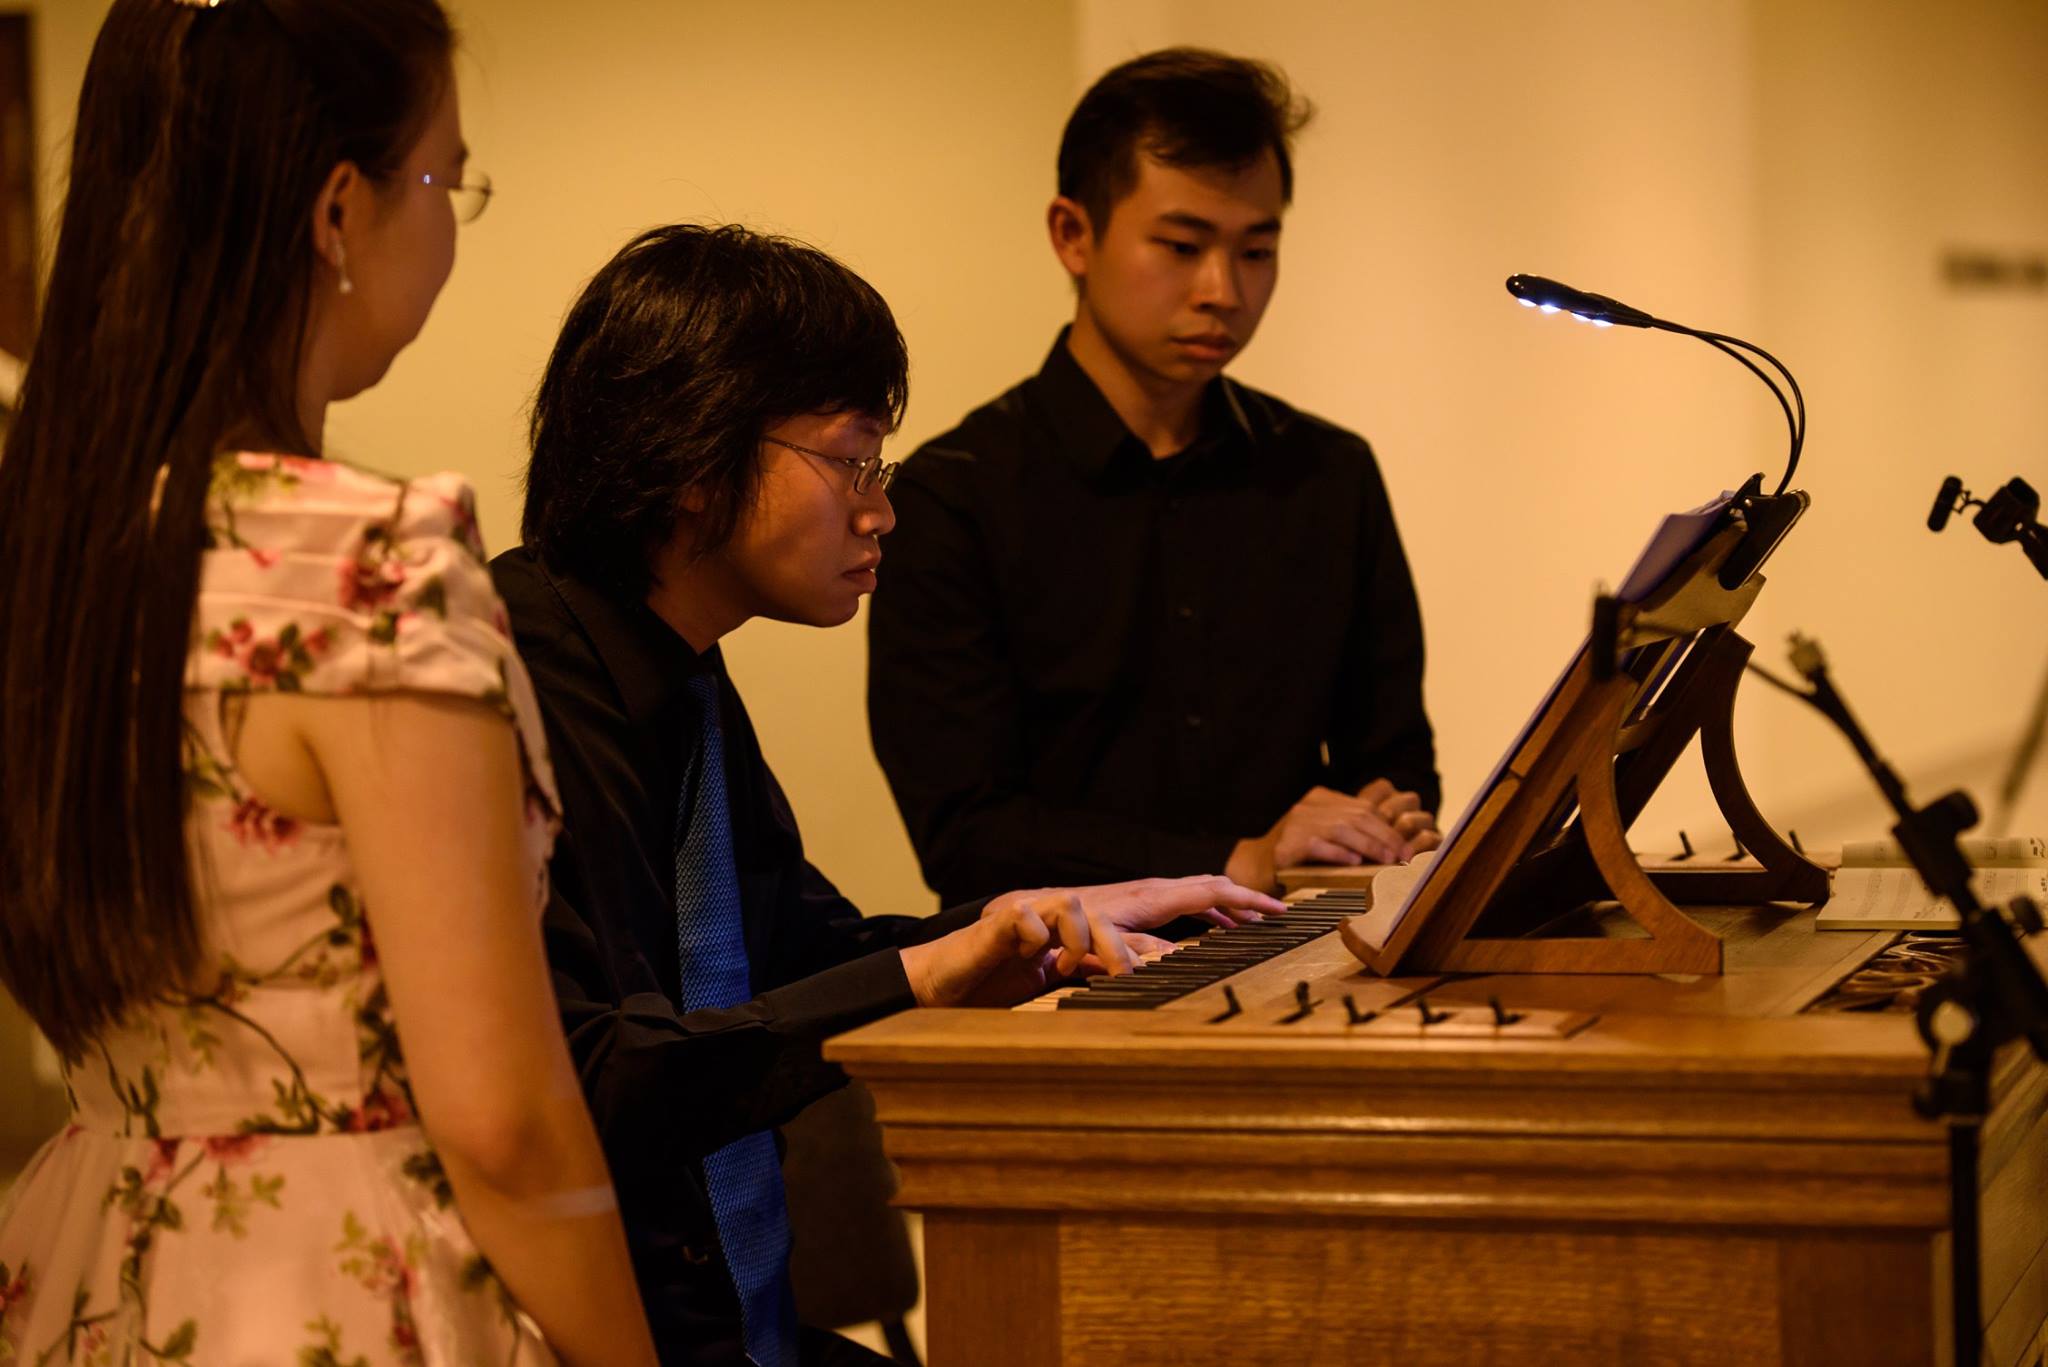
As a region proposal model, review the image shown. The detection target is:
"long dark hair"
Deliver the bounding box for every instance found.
[524,224,909,602]
[0,0,453,1059]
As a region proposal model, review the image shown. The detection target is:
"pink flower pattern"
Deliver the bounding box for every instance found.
[142,1138,182,1187]
[434,490,486,564]
[341,1085,414,1135]
[339,552,409,616]
[225,797,301,850]
[200,1134,269,1166]
[205,618,331,690]
[210,617,254,659]
[0,1264,31,1314]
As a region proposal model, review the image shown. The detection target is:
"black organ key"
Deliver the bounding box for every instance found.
[1053,899,1360,1013]
[1054,994,1170,1011]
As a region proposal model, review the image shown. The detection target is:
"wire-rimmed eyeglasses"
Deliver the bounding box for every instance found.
[764,435,898,495]
[419,170,493,225]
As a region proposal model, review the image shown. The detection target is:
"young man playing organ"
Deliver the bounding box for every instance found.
[494,223,1281,1367]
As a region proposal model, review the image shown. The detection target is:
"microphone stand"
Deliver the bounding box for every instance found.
[1770,634,2048,1367]
[1929,474,2048,582]
[1927,473,2048,833]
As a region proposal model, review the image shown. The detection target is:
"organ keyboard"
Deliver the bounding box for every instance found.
[1013,890,1369,1013]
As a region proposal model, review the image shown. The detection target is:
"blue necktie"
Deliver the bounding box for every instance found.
[675,674,798,1367]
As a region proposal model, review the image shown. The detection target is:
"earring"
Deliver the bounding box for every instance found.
[334,241,354,296]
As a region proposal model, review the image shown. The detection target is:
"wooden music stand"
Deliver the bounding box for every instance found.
[1343,491,1828,977]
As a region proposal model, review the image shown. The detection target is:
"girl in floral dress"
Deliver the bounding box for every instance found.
[0,2,658,1363]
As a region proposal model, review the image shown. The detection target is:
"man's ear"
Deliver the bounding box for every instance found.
[308,160,363,278]
[679,486,709,515]
[1046,195,1095,284]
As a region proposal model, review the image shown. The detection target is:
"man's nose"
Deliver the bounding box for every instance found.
[1194,249,1243,311]
[856,488,896,538]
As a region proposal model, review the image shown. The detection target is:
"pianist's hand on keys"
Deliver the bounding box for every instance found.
[898,875,1285,1009]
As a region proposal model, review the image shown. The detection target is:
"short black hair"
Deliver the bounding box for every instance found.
[523,223,908,600]
[1057,47,1314,233]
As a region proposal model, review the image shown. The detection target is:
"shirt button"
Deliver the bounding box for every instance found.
[1184,712,1204,730]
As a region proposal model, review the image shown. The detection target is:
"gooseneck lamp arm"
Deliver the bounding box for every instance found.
[1505,273,1806,497]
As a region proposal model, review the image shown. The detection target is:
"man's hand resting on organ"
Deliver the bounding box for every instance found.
[1223,780,1441,893]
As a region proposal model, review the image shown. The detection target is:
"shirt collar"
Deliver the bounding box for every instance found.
[537,552,719,729]
[1029,327,1256,480]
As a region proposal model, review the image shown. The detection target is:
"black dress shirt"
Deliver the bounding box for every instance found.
[868,332,1438,908]
[490,547,982,1364]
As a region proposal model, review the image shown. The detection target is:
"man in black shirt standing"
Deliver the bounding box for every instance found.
[493,224,1279,1367]
[869,48,1443,908]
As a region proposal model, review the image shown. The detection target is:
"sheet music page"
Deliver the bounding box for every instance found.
[1378,491,1740,940]
[1817,866,2048,930]
[1840,835,2048,868]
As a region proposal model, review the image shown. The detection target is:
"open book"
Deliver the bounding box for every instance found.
[1815,836,2048,930]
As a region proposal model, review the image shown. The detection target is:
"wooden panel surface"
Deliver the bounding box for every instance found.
[1985,1059,2048,1367]
[924,1212,1061,1367]
[882,1124,1945,1228]
[1776,1231,1937,1367]
[1056,1215,1782,1366]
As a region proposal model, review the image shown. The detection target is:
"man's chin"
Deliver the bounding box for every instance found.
[765,597,862,632]
[1152,349,1232,384]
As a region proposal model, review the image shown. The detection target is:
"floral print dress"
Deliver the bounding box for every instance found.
[0,455,562,1366]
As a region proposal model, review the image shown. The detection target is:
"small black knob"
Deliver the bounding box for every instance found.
[1278,980,1321,1024]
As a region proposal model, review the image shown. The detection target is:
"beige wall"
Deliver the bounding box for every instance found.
[4,1,2045,1110]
